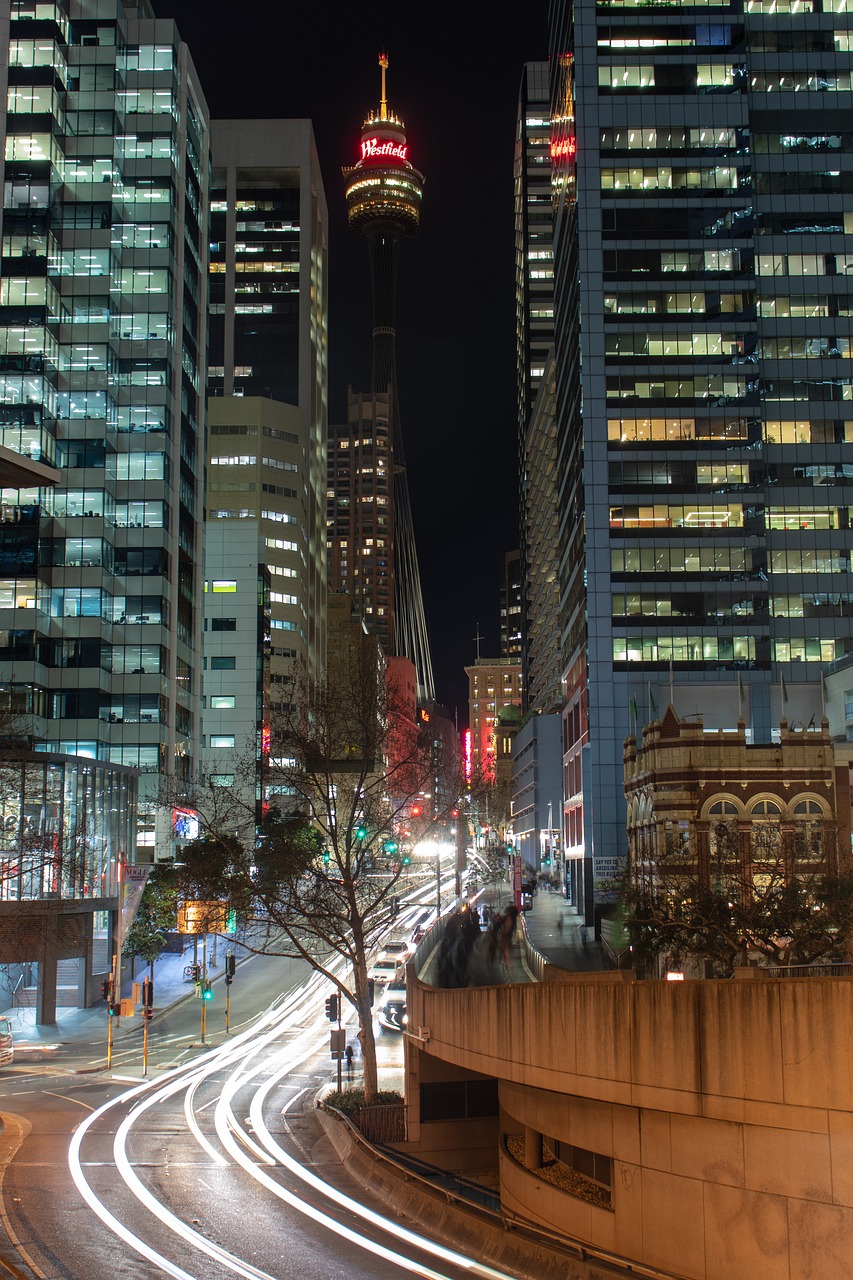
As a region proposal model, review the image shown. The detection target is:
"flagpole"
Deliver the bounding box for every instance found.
[669,659,675,709]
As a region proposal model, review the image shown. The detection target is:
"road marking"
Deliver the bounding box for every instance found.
[42,1091,95,1111]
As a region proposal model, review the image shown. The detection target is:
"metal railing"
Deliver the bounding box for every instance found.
[761,961,853,979]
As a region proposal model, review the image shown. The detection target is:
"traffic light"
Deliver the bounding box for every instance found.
[325,993,339,1021]
[225,952,235,985]
[355,825,367,840]
[201,981,213,1001]
[506,843,515,855]
[190,963,201,982]
[383,839,398,855]
[368,979,375,1006]
[402,853,411,865]
[143,978,154,1018]
[322,848,330,864]
[101,978,111,1002]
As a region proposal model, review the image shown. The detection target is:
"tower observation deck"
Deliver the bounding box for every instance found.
[343,54,435,702]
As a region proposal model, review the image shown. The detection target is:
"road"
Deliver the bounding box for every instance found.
[0,946,517,1280]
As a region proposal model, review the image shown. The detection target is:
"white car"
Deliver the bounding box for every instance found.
[368,957,400,986]
[381,938,411,963]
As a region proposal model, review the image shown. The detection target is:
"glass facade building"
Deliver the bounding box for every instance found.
[0,0,209,860]
[0,751,134,901]
[549,0,853,914]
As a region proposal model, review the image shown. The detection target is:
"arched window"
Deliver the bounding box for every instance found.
[709,800,739,815]
[793,799,828,863]
[750,799,782,864]
[793,799,824,816]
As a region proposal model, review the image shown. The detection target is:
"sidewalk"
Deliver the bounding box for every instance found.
[3,937,238,1049]
[520,887,604,972]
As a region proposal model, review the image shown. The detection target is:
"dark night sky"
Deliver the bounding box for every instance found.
[161,4,550,723]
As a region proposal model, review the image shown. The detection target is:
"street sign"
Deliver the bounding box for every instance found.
[177,900,229,934]
[330,1028,346,1059]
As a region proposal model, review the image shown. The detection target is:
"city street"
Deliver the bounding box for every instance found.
[0,886,541,1280]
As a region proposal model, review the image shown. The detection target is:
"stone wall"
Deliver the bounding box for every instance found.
[405,972,853,1280]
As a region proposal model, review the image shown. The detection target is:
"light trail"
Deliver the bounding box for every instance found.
[67,952,521,1280]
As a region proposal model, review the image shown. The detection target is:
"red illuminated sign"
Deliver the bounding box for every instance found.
[361,136,408,162]
[550,136,577,161]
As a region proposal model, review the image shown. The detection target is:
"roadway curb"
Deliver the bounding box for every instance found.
[313,1103,615,1280]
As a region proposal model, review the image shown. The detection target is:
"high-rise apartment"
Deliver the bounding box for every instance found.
[549,0,853,916]
[0,0,209,862]
[206,121,328,694]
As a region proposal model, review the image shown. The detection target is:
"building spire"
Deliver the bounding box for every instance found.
[379,51,389,121]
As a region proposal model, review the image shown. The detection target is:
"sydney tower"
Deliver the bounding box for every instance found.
[343,54,435,702]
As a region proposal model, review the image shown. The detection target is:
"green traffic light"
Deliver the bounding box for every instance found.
[402,854,411,865]
[355,825,367,840]
[202,983,213,1001]
[384,840,398,854]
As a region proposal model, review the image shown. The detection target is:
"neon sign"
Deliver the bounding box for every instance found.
[361,136,408,162]
[550,135,577,161]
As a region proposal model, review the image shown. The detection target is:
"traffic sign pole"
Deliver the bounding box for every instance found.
[200,933,207,1043]
[142,975,151,1076]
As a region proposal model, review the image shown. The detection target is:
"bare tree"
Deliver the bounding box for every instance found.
[623,838,853,977]
[174,651,469,1101]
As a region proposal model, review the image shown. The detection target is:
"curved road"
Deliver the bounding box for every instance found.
[0,953,515,1280]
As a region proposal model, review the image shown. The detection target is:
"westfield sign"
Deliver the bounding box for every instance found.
[361,136,408,162]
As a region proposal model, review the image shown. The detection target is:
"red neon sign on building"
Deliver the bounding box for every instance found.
[360,136,408,162]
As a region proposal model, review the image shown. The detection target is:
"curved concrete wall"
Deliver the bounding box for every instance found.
[406,974,853,1280]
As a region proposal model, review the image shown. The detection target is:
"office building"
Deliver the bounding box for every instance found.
[465,657,523,785]
[500,549,523,661]
[206,396,320,715]
[0,0,209,862]
[549,0,853,918]
[522,353,562,714]
[207,120,328,692]
[200,522,269,832]
[515,61,554,438]
[515,64,558,714]
[341,55,434,702]
[327,389,393,654]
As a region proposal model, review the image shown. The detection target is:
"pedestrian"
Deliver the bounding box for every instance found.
[556,916,564,937]
[345,1043,354,1075]
[486,904,519,979]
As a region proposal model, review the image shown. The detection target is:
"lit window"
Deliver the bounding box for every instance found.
[210,734,235,749]
[210,695,235,709]
[212,580,237,592]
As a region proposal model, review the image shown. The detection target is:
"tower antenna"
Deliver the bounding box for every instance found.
[379,51,389,121]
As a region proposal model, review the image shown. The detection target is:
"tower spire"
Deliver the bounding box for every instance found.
[379,51,389,121]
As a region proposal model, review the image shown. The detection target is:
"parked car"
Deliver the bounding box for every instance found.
[0,1016,14,1066]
